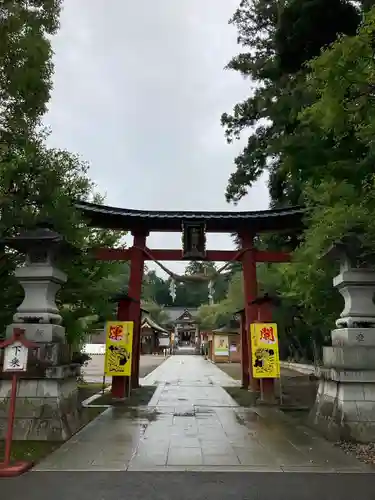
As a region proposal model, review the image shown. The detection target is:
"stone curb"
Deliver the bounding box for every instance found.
[280,361,316,375]
[81,386,111,407]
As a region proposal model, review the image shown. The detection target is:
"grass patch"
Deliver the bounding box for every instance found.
[280,374,318,409]
[77,382,110,404]
[225,386,258,407]
[79,405,106,426]
[77,382,110,390]
[93,385,156,407]
[0,440,60,463]
[216,363,242,380]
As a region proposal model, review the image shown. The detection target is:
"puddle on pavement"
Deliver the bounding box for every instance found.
[173,410,196,417]
[234,411,261,426]
[194,407,216,414]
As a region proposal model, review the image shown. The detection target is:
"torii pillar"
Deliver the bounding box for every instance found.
[239,231,259,391]
[128,230,148,389]
[238,309,249,389]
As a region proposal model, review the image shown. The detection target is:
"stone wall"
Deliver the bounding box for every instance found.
[0,377,82,441]
[309,370,375,442]
[280,361,316,375]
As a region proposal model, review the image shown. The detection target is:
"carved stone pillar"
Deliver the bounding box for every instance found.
[310,236,375,442]
[0,224,81,441]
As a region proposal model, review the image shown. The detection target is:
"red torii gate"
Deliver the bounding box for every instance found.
[76,201,303,397]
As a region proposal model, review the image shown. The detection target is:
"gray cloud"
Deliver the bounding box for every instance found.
[45,0,269,274]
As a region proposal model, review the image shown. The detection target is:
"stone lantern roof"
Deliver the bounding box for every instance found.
[323,233,365,269]
[1,221,76,261]
[2,225,62,252]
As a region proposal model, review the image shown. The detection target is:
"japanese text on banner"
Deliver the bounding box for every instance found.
[104,321,133,376]
[250,323,280,379]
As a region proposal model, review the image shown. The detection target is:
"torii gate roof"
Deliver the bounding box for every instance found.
[75,200,304,233]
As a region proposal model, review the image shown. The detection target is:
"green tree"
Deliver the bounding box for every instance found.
[278,9,375,338]
[141,301,169,325]
[221,0,361,207]
[264,9,375,358]
[0,0,62,135]
[275,0,359,74]
[196,270,243,329]
[216,1,375,361]
[142,269,171,305]
[0,1,127,347]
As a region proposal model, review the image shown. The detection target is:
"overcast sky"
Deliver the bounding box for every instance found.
[45,0,269,275]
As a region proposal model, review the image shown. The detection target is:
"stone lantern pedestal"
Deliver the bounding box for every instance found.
[310,237,375,442]
[0,225,81,441]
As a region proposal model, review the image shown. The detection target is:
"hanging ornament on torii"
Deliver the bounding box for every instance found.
[169,278,177,302]
[169,276,215,304]
[140,220,242,303]
[208,280,215,305]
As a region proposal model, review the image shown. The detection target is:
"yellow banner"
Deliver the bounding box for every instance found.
[104,321,133,376]
[250,323,280,379]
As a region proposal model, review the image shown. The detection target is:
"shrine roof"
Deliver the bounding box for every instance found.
[141,315,169,335]
[166,307,198,323]
[75,200,304,233]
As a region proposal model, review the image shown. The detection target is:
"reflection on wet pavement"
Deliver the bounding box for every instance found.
[35,356,372,472]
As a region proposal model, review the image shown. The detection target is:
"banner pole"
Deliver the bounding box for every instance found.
[102,372,106,396]
[4,374,17,466]
[279,376,283,406]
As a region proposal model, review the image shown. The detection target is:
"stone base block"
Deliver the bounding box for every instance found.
[323,345,375,369]
[309,375,375,442]
[331,327,375,347]
[0,376,81,441]
[317,366,375,383]
[6,323,65,343]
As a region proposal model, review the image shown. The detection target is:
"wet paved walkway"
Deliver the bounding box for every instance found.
[35,356,371,472]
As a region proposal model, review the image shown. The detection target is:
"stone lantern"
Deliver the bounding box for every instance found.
[4,223,71,338]
[310,235,375,442]
[0,223,81,441]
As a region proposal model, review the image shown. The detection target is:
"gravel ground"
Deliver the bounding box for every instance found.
[338,442,375,465]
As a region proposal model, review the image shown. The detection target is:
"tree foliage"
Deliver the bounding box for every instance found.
[221,0,361,207]
[275,0,359,74]
[216,3,375,360]
[0,1,126,346]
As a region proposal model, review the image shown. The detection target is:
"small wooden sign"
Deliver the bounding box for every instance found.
[0,329,38,477]
[3,341,29,373]
[182,222,206,259]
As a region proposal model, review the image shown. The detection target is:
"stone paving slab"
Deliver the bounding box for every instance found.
[35,355,373,472]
